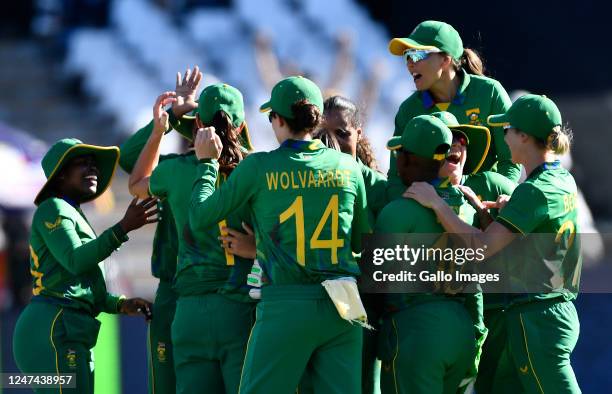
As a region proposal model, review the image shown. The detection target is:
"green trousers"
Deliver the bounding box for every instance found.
[172,293,255,394]
[477,298,580,394]
[13,301,101,394]
[148,281,177,394]
[298,292,383,394]
[378,300,475,394]
[238,285,363,394]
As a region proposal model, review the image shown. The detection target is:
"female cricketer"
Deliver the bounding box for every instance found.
[375,115,481,394]
[13,138,157,393]
[190,76,371,394]
[118,66,203,394]
[386,20,520,200]
[129,83,256,394]
[407,94,581,393]
[432,111,517,390]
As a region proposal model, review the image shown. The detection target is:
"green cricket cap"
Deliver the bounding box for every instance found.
[259,76,324,119]
[387,115,452,161]
[35,138,119,205]
[179,83,253,150]
[488,94,562,141]
[389,20,463,61]
[431,111,491,174]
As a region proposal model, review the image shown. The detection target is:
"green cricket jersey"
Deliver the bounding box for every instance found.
[387,70,520,200]
[119,118,178,283]
[496,161,581,304]
[375,179,481,313]
[28,197,127,315]
[149,152,254,300]
[190,139,370,285]
[359,160,387,223]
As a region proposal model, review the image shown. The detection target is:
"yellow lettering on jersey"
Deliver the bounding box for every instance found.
[290,172,300,189]
[326,170,336,188]
[317,170,327,187]
[280,172,290,190]
[308,171,317,188]
[298,170,308,188]
[563,192,578,214]
[266,172,279,190]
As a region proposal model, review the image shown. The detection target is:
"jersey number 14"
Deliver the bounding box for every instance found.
[279,195,345,266]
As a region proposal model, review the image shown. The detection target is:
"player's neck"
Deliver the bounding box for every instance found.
[523,151,555,177]
[429,69,459,103]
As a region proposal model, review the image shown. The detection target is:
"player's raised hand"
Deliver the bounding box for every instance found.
[118,197,159,233]
[173,65,203,118]
[153,91,177,134]
[194,127,223,160]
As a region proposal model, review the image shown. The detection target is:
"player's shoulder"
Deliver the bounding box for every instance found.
[475,171,516,189]
[468,74,507,94]
[34,198,76,226]
[396,92,422,117]
[380,197,425,217]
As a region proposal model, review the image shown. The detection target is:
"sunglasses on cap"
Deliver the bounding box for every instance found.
[403,48,441,63]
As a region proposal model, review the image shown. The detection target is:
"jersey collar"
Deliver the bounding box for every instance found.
[420,69,471,109]
[281,138,325,152]
[528,160,562,180]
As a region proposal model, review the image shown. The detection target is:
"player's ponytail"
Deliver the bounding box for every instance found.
[207,110,244,175]
[546,126,573,155]
[453,48,485,76]
[285,100,322,135]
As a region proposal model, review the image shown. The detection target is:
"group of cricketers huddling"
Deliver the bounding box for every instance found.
[13,20,582,394]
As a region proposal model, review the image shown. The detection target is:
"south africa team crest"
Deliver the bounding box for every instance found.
[157,342,167,363]
[66,349,77,369]
[465,108,481,125]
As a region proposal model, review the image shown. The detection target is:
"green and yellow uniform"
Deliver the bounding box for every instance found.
[386,20,520,201]
[190,77,370,394]
[119,119,179,394]
[477,95,581,393]
[376,116,482,394]
[145,84,255,394]
[13,139,125,394]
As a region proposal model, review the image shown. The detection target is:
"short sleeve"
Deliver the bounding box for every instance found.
[149,160,174,198]
[497,183,548,235]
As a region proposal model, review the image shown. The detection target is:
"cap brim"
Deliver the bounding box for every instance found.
[450,125,491,175]
[259,101,272,113]
[388,38,439,55]
[386,136,403,150]
[239,122,254,151]
[487,114,510,127]
[35,145,119,205]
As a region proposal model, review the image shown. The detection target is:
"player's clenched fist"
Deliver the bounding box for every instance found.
[194,127,223,160]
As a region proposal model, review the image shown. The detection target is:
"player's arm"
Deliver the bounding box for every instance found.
[386,102,412,201]
[405,182,517,258]
[128,92,176,199]
[190,129,258,232]
[362,165,388,217]
[351,168,372,253]
[489,83,522,182]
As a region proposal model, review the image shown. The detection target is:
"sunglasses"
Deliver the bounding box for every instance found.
[403,49,441,63]
[503,125,515,136]
[268,111,276,123]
